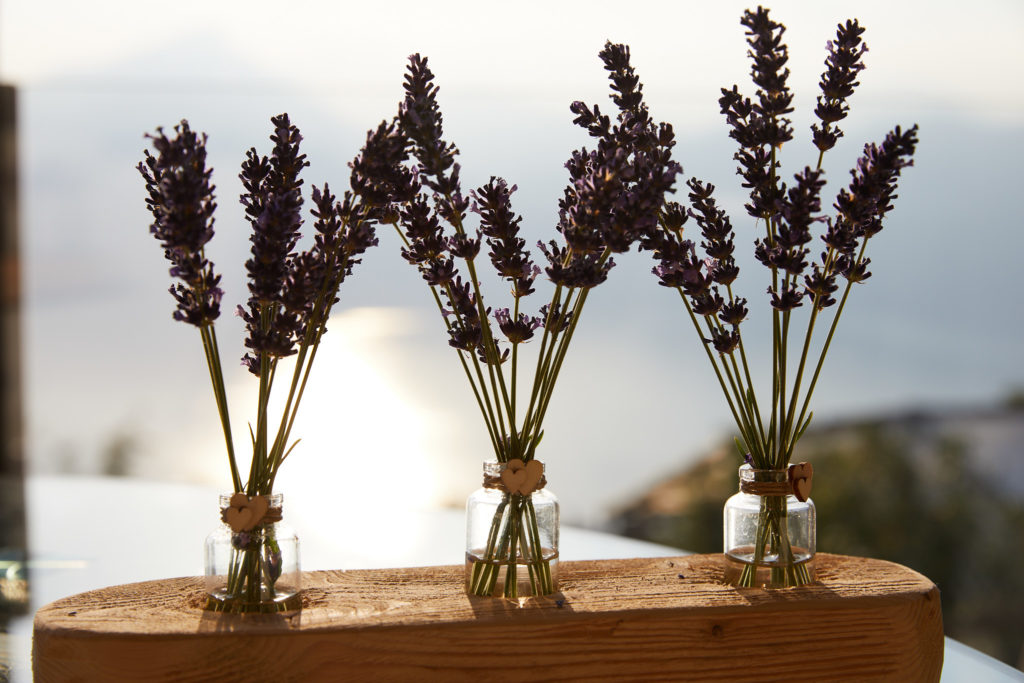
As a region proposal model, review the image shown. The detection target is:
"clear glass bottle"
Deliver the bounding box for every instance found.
[204,493,301,613]
[465,461,559,598]
[724,464,815,588]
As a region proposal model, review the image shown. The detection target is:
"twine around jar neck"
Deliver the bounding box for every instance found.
[739,479,792,495]
[738,463,814,501]
[482,459,547,496]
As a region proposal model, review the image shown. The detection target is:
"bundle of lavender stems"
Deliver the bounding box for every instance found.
[642,8,918,587]
[139,114,393,611]
[380,44,680,597]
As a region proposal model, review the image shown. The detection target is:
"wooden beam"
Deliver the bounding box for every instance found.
[33,553,943,682]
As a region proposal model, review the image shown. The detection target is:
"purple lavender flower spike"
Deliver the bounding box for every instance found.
[812,19,868,153]
[471,178,537,298]
[138,121,222,327]
[635,9,919,590]
[562,43,681,257]
[495,308,542,344]
[238,114,311,372]
[719,7,794,221]
[350,117,416,223]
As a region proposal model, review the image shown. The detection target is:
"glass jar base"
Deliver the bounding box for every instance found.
[465,549,559,598]
[204,588,302,614]
[724,548,816,589]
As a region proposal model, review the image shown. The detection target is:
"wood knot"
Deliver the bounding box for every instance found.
[711,624,723,637]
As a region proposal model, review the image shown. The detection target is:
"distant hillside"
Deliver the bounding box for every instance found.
[610,402,1024,670]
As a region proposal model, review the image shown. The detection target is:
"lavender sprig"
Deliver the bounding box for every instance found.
[644,7,918,474]
[139,121,222,327]
[141,113,386,497]
[238,114,310,372]
[139,121,239,490]
[812,19,868,156]
[472,178,538,300]
[787,124,919,434]
[384,44,680,597]
[643,7,917,591]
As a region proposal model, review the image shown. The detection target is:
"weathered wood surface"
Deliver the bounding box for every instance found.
[33,553,943,682]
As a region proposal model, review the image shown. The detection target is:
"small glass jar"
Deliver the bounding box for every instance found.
[204,493,301,613]
[466,461,559,598]
[724,464,815,588]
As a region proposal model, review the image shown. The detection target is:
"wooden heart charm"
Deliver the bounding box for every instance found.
[521,459,543,495]
[788,462,813,502]
[223,493,270,532]
[500,459,545,496]
[501,459,529,495]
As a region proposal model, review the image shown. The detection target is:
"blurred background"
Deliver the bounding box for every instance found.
[1,0,1022,672]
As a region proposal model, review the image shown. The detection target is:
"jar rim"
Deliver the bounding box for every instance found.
[738,463,789,483]
[482,459,545,474]
[218,492,284,507]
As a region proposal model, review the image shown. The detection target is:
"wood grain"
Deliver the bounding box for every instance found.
[33,553,943,682]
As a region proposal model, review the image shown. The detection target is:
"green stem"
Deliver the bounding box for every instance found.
[504,497,521,598]
[677,290,751,453]
[767,145,781,467]
[248,305,274,495]
[464,256,515,433]
[527,249,612,436]
[520,286,569,445]
[442,189,516,450]
[524,497,553,594]
[268,241,351,484]
[528,287,589,438]
[734,335,768,460]
[199,325,241,492]
[790,240,871,454]
[511,297,521,426]
[469,494,509,595]
[777,309,791,469]
[390,223,503,457]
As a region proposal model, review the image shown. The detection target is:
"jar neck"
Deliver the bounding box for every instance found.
[482,459,547,494]
[737,464,791,496]
[482,460,545,476]
[218,493,284,530]
[738,464,788,483]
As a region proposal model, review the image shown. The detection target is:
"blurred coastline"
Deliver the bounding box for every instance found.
[613,394,1024,668]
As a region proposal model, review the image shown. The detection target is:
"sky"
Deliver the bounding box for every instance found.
[1,0,1023,525]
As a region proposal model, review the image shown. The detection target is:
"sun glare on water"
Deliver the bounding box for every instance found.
[221,307,456,567]
[269,307,438,501]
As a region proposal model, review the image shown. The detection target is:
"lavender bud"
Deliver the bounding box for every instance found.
[495,308,542,344]
[265,547,283,582]
[709,327,741,355]
[692,291,725,316]
[231,532,253,550]
[448,233,481,259]
[768,282,804,312]
[719,298,749,326]
[803,265,838,309]
[539,301,573,333]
